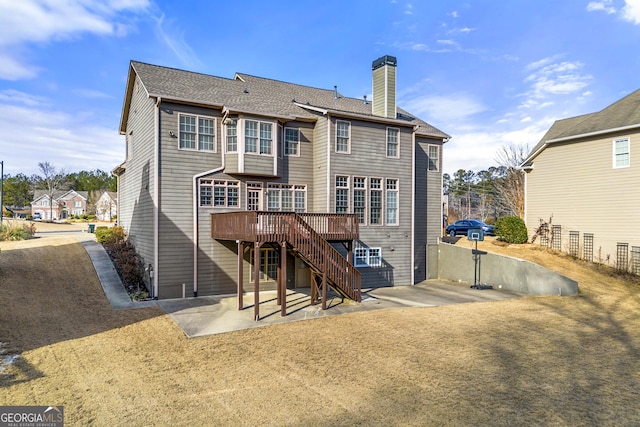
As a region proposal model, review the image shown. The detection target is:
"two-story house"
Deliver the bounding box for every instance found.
[95,191,117,221]
[521,88,640,267]
[31,189,88,220]
[116,56,449,313]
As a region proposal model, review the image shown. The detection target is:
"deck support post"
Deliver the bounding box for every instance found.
[280,241,287,317]
[237,241,244,310]
[321,271,327,310]
[254,242,261,321]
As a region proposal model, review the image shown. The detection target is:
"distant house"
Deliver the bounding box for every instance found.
[31,190,89,220]
[95,191,117,221]
[521,89,640,267]
[116,56,450,304]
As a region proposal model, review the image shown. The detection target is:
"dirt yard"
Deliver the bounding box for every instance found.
[1,229,639,426]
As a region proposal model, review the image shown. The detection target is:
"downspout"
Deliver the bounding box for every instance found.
[410,127,416,285]
[192,109,228,297]
[153,97,161,298]
[326,113,331,211]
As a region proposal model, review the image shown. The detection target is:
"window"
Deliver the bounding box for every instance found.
[428,145,439,171]
[353,177,366,224]
[250,248,278,282]
[386,179,398,225]
[247,182,263,211]
[387,128,399,158]
[266,184,306,212]
[74,201,82,208]
[336,121,350,153]
[226,120,237,152]
[179,114,216,151]
[294,185,306,212]
[260,122,272,154]
[245,120,258,153]
[245,120,273,155]
[285,128,300,156]
[355,247,382,267]
[335,176,349,214]
[370,178,382,225]
[613,137,630,168]
[42,199,49,207]
[200,179,238,207]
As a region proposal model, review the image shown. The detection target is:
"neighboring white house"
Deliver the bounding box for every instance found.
[95,191,117,221]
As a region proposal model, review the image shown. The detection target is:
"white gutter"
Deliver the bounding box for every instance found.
[192,110,227,297]
[326,113,331,211]
[153,97,161,298]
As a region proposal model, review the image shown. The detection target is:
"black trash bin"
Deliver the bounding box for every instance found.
[88,224,95,233]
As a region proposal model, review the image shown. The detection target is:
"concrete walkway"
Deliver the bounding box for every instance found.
[79,234,524,337]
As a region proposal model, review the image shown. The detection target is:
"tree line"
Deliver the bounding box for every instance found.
[444,144,527,224]
[2,161,117,208]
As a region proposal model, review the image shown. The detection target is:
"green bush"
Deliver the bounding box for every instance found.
[0,222,36,241]
[95,225,126,244]
[495,216,528,244]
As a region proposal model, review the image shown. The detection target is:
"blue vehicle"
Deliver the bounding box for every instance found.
[445,219,494,237]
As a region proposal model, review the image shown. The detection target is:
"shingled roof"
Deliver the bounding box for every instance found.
[121,61,449,139]
[522,88,640,166]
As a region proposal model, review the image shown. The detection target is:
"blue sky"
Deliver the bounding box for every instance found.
[0,0,639,177]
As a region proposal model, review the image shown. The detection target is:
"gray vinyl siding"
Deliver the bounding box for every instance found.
[278,121,315,187]
[120,75,156,277]
[157,102,224,298]
[525,131,640,265]
[312,115,329,212]
[329,117,414,287]
[415,137,444,281]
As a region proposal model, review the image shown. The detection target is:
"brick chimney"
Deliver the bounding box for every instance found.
[372,55,397,119]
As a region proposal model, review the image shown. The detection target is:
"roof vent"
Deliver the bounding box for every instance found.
[243,87,249,94]
[334,85,339,100]
[363,95,368,105]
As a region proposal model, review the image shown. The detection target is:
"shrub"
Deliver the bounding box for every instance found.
[495,216,528,244]
[95,225,126,244]
[0,222,36,241]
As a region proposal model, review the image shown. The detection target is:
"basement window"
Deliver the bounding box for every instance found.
[355,247,382,267]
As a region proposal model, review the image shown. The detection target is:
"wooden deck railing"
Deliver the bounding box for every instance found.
[210,211,361,301]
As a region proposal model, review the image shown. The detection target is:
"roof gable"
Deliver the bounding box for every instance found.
[522,89,640,166]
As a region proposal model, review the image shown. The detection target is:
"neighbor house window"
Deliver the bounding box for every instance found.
[370,178,382,225]
[355,247,382,267]
[353,177,366,224]
[428,145,439,171]
[613,137,630,168]
[226,120,237,152]
[285,128,300,156]
[386,178,398,225]
[336,121,350,153]
[74,201,82,208]
[335,176,349,214]
[387,128,399,158]
[179,114,216,151]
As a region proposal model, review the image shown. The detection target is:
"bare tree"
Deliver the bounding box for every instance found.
[494,143,528,218]
[35,162,68,221]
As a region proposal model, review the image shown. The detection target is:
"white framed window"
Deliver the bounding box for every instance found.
[200,179,238,207]
[353,177,367,224]
[265,184,306,212]
[74,201,82,208]
[335,176,349,214]
[386,178,398,225]
[246,182,263,211]
[42,199,49,207]
[179,114,216,151]
[613,137,630,168]
[285,127,300,156]
[336,120,350,153]
[245,120,273,155]
[387,127,399,158]
[369,178,382,225]
[226,120,237,152]
[294,185,306,213]
[355,247,382,267]
[428,145,439,171]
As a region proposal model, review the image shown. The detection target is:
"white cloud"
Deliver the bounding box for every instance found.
[522,59,592,102]
[0,89,48,106]
[0,0,151,80]
[153,13,203,69]
[622,0,640,24]
[402,93,488,124]
[0,102,124,176]
[586,1,617,14]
